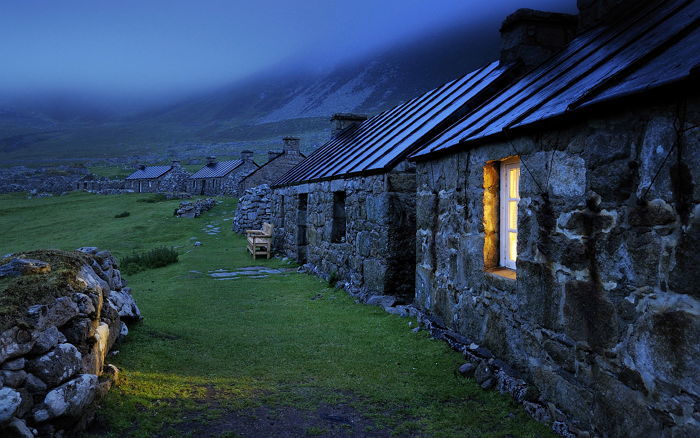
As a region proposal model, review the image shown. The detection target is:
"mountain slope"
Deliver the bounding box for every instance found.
[0,20,501,165]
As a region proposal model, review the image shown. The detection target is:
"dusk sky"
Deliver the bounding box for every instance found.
[0,0,575,100]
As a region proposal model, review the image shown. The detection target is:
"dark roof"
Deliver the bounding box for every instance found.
[190,160,246,179]
[125,166,172,180]
[411,0,700,159]
[273,61,513,187]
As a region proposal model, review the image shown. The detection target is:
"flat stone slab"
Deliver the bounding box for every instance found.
[208,267,296,279]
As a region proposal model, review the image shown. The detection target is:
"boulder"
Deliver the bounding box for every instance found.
[108,288,141,322]
[0,370,27,388]
[1,358,25,371]
[26,344,82,387]
[39,374,99,420]
[24,374,47,394]
[0,327,34,364]
[30,327,66,356]
[0,387,21,424]
[0,258,51,278]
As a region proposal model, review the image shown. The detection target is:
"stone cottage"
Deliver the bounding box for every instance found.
[269,39,532,301]
[189,152,258,196]
[124,161,191,193]
[408,0,699,436]
[240,137,306,191]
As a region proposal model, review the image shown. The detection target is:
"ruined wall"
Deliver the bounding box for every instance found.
[414,95,700,436]
[158,166,192,193]
[232,185,272,233]
[242,152,305,191]
[272,170,416,300]
[0,247,141,437]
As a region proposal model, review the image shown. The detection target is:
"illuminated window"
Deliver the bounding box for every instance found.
[500,157,520,270]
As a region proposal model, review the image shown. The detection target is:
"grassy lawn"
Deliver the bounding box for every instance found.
[0,192,553,438]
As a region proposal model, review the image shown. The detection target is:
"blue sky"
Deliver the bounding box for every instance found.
[0,0,575,99]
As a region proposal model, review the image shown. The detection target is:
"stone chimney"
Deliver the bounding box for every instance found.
[268,151,283,162]
[282,136,300,154]
[171,160,181,168]
[137,164,146,170]
[499,9,577,70]
[240,150,254,162]
[577,0,647,31]
[206,156,217,167]
[330,113,367,138]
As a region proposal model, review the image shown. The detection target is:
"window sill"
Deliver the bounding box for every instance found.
[486,268,516,281]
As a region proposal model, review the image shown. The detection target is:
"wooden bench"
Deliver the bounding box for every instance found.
[246,222,273,259]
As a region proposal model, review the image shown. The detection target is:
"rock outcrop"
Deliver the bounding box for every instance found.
[0,247,141,437]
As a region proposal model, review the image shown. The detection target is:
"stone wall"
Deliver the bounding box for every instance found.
[0,166,89,195]
[414,95,700,436]
[242,152,305,191]
[232,185,272,233]
[0,247,141,437]
[272,169,417,301]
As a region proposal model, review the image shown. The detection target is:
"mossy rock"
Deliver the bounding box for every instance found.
[0,249,91,331]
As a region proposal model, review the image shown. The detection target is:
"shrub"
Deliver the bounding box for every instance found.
[327,270,339,288]
[120,247,179,275]
[114,211,130,218]
[137,194,167,203]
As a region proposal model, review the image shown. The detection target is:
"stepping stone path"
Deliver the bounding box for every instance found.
[203,224,221,235]
[208,266,297,280]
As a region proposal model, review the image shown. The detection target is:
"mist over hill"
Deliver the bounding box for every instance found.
[0,20,500,166]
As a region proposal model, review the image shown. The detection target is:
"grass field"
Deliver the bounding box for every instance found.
[0,192,553,437]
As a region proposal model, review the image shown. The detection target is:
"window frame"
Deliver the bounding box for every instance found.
[499,157,520,270]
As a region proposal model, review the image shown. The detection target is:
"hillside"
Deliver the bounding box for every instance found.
[0,20,499,166]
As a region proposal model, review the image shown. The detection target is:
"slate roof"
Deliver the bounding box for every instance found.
[125,166,172,180]
[190,160,246,179]
[410,0,700,159]
[241,150,306,184]
[273,61,514,187]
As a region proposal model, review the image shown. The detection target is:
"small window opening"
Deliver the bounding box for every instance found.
[499,157,520,270]
[331,191,346,243]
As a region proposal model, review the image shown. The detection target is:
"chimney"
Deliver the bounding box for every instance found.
[499,9,577,70]
[282,136,300,153]
[171,160,181,168]
[206,156,217,167]
[240,150,254,162]
[137,164,146,170]
[268,151,283,162]
[330,113,367,138]
[577,0,647,31]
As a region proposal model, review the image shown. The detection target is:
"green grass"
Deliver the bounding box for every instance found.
[0,192,554,437]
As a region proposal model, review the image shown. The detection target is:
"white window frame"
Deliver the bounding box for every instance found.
[499,157,520,270]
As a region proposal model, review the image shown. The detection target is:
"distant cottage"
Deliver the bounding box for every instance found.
[189,152,258,196]
[125,160,191,193]
[240,137,306,191]
[265,0,700,436]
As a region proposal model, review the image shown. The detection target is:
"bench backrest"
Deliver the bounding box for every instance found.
[262,222,273,236]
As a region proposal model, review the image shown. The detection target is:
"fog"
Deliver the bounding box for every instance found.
[0,0,576,110]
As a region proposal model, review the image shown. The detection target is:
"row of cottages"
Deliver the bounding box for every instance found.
[269,0,699,436]
[189,152,259,196]
[124,160,191,193]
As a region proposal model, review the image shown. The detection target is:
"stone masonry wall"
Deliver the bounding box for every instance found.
[232,185,272,233]
[272,170,416,300]
[414,95,700,436]
[0,247,141,437]
[242,152,305,191]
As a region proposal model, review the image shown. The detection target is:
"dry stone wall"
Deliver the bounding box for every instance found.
[0,247,141,437]
[414,96,700,436]
[232,185,272,233]
[272,170,416,301]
